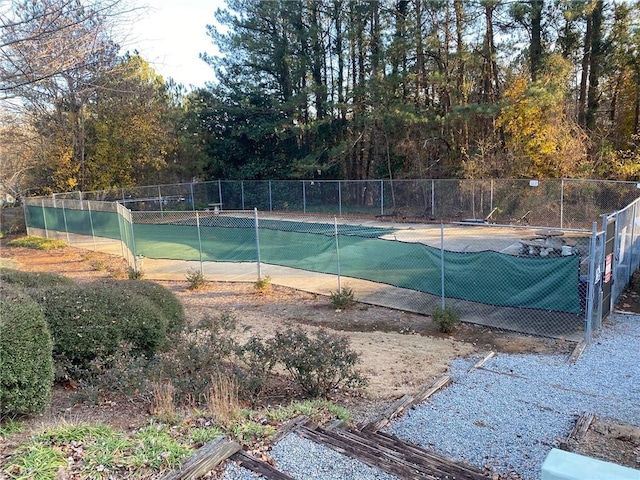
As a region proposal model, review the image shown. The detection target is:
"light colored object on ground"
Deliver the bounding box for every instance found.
[541,448,640,480]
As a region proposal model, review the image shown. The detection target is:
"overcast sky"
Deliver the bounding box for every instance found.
[123,0,224,88]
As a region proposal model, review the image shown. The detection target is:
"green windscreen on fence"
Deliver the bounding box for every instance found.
[27,206,122,240]
[26,207,581,314]
[130,221,580,314]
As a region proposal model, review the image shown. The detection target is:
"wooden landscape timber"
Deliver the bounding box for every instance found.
[359,374,452,432]
[295,424,488,480]
[228,451,296,480]
[558,412,595,451]
[161,436,241,480]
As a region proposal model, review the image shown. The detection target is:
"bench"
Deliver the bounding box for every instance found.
[207,203,222,213]
[542,448,640,480]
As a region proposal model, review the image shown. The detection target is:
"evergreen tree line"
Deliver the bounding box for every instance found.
[1,0,639,198]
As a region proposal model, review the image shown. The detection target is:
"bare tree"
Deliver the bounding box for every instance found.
[0,0,129,98]
[0,111,36,201]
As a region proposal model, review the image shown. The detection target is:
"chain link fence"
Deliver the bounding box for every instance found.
[53,178,640,230]
[25,179,640,343]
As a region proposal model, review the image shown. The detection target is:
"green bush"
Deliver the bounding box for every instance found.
[432,306,460,333]
[185,268,207,290]
[0,268,75,288]
[83,284,167,358]
[272,328,367,397]
[93,279,185,336]
[32,285,122,372]
[235,336,277,400]
[0,287,54,415]
[149,313,238,403]
[32,284,168,377]
[330,287,356,309]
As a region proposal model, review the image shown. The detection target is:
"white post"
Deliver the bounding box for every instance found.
[196,212,204,274]
[254,208,262,279]
[440,222,445,309]
[41,199,49,238]
[335,217,342,293]
[88,201,97,251]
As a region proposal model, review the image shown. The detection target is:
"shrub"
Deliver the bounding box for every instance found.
[83,284,167,358]
[0,287,54,415]
[87,342,150,397]
[272,328,367,397]
[32,283,168,377]
[185,268,207,290]
[432,306,460,333]
[253,275,271,293]
[127,267,144,279]
[330,287,356,309]
[149,313,238,403]
[94,279,185,336]
[235,336,277,400]
[0,268,75,288]
[7,235,66,250]
[32,285,123,373]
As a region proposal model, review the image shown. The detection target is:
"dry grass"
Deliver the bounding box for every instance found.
[151,381,178,424]
[205,372,240,427]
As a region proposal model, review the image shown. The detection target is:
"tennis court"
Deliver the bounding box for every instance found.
[25,206,595,341]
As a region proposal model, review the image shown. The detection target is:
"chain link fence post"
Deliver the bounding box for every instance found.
[254,208,262,280]
[196,211,204,275]
[440,222,445,310]
[61,200,70,245]
[585,222,598,343]
[334,217,342,293]
[88,201,97,251]
[41,198,49,238]
[302,181,307,214]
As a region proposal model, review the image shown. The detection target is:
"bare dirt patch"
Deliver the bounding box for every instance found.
[571,417,640,470]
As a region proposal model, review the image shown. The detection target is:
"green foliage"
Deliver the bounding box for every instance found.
[266,399,351,425]
[235,336,277,400]
[3,422,191,479]
[127,266,144,279]
[0,288,54,416]
[432,306,460,333]
[185,268,207,290]
[0,418,24,438]
[7,235,66,250]
[130,423,192,471]
[271,328,367,397]
[330,287,356,309]
[31,283,168,377]
[94,279,185,336]
[0,268,75,288]
[253,275,271,292]
[149,313,238,403]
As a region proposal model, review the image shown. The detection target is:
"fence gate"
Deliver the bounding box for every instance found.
[601,217,616,318]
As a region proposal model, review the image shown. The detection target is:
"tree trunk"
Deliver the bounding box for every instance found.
[585,0,603,132]
[530,0,543,81]
[578,10,593,127]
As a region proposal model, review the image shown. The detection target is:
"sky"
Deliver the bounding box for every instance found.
[123,0,225,88]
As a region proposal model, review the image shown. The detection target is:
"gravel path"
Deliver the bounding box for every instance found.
[222,314,640,479]
[389,313,640,479]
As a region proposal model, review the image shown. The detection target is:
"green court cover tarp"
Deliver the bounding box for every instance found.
[26,207,581,314]
[131,223,580,314]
